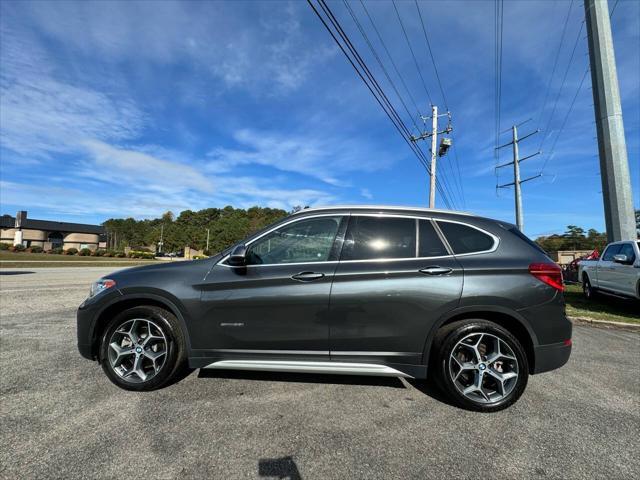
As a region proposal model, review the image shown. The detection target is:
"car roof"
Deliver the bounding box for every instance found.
[292,205,475,217]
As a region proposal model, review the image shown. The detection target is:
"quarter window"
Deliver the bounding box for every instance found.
[437,221,495,254]
[419,220,448,257]
[342,216,416,260]
[246,216,342,265]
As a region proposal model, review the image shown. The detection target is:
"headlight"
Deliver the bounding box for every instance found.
[89,279,116,297]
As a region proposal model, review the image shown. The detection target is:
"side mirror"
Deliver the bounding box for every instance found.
[227,244,247,267]
[613,254,629,264]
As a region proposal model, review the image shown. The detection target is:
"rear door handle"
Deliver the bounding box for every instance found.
[291,272,325,282]
[419,266,453,276]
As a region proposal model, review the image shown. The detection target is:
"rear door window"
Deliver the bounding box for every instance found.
[342,216,416,260]
[437,221,495,255]
[602,244,622,261]
[418,220,448,257]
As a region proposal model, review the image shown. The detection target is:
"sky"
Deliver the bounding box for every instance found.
[0,0,638,238]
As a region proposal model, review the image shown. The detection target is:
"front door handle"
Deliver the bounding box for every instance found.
[419,266,453,276]
[291,272,325,282]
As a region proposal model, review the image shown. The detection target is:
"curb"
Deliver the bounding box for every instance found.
[569,316,640,332]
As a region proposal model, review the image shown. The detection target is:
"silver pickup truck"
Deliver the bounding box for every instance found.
[578,241,640,300]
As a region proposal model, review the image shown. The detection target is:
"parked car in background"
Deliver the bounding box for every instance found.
[578,241,640,300]
[77,206,572,412]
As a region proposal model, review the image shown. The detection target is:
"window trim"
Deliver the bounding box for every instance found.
[217,212,499,268]
[218,213,347,268]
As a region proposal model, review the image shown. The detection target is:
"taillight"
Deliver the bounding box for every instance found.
[528,262,564,291]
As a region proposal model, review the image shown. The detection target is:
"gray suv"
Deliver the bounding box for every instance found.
[77,206,571,412]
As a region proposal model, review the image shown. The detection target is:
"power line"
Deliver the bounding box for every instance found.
[538,0,621,174]
[539,67,590,173]
[414,0,448,110]
[391,0,433,106]
[319,0,456,209]
[306,0,456,209]
[494,0,504,192]
[359,0,421,119]
[342,0,420,132]
[534,0,575,136]
[538,18,585,154]
[414,0,465,208]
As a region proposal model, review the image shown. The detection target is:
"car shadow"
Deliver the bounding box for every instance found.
[406,377,461,409]
[258,456,302,479]
[197,369,406,389]
[0,271,35,275]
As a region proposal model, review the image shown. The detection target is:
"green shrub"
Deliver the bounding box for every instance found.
[12,244,26,252]
[114,252,126,258]
[30,245,44,253]
[94,249,106,257]
[50,247,64,255]
[79,248,92,256]
[65,247,78,255]
[0,243,10,250]
[103,251,113,257]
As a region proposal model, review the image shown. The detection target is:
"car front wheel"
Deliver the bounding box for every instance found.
[99,306,186,391]
[434,320,529,412]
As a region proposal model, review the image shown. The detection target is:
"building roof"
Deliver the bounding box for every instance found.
[0,214,104,234]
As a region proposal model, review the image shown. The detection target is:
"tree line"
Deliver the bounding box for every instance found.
[103,206,288,254]
[533,225,608,254]
[103,207,626,257]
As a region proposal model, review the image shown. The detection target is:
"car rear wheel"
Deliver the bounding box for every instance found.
[99,306,186,391]
[583,276,597,300]
[434,320,529,412]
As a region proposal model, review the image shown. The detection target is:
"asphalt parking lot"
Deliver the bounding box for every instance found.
[1,267,639,479]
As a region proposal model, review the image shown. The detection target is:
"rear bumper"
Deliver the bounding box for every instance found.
[533,340,572,374]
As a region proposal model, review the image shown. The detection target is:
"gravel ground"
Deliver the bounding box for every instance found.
[1,267,639,479]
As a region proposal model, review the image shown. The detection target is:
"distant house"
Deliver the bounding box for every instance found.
[0,210,105,251]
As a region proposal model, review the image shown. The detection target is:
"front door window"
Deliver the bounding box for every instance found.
[246,216,343,265]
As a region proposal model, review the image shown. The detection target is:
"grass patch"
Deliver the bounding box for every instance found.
[564,283,640,324]
[0,251,155,262]
[0,262,154,268]
[0,251,157,268]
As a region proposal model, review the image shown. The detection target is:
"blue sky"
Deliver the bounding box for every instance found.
[0,0,638,238]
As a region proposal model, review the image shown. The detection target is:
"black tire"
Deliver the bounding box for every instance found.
[99,306,187,391]
[583,275,597,300]
[433,320,529,412]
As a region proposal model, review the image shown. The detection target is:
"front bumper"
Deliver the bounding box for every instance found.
[77,304,98,360]
[533,340,572,374]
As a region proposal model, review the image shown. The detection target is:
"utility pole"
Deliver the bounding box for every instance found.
[584,0,635,242]
[411,105,452,208]
[158,224,164,253]
[206,229,210,252]
[496,122,542,232]
[429,105,438,209]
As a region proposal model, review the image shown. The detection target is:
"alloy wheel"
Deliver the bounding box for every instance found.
[448,332,519,404]
[107,318,168,383]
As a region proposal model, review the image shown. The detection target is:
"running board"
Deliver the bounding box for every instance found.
[203,360,414,378]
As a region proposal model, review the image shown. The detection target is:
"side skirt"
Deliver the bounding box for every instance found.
[202,360,415,378]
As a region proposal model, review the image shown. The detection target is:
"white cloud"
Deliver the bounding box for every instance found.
[207,129,393,186]
[81,140,213,192]
[0,24,145,159]
[6,0,334,94]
